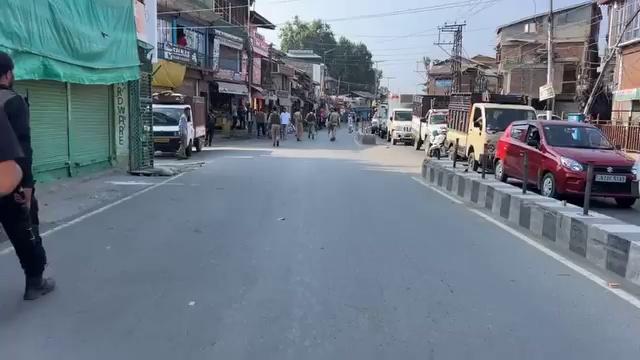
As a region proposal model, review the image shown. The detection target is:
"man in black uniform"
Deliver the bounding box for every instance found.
[0,52,54,300]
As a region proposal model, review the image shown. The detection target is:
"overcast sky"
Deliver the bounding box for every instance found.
[254,0,603,94]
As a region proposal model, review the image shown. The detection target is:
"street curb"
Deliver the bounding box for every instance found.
[422,159,640,287]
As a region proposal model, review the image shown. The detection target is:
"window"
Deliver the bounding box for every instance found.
[524,22,537,33]
[542,125,612,149]
[215,0,231,23]
[157,18,172,44]
[561,64,577,94]
[219,45,240,72]
[619,0,640,44]
[472,108,482,128]
[510,125,528,141]
[525,125,541,147]
[485,108,537,133]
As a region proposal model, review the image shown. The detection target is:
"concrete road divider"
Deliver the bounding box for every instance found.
[422,158,640,287]
[357,131,377,145]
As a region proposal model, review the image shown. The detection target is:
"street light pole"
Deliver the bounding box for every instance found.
[546,0,554,121]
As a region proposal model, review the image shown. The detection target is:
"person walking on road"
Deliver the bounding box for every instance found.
[176,107,190,159]
[328,107,340,141]
[293,108,304,141]
[206,110,215,147]
[280,107,290,140]
[269,106,281,147]
[0,52,54,300]
[305,110,317,140]
[255,107,266,138]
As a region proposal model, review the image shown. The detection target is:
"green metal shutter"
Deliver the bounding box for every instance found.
[69,84,111,173]
[13,80,70,181]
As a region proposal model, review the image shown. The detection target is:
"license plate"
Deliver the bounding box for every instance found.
[595,174,627,183]
[155,138,170,143]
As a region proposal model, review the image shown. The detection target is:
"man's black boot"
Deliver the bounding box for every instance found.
[24,276,55,300]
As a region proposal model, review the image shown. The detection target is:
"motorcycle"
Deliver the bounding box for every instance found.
[427,129,447,159]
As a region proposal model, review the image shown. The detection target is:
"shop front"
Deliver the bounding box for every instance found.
[209,81,249,127]
[2,0,140,181]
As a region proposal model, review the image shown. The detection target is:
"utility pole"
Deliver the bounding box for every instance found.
[584,6,640,115]
[435,22,466,93]
[546,0,554,120]
[246,0,253,118]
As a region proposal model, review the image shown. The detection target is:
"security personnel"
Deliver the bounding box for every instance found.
[0,51,54,300]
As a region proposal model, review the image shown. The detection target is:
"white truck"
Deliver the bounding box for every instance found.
[412,109,449,150]
[385,108,415,145]
[152,92,206,157]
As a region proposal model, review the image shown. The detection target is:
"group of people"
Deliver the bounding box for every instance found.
[250,106,343,147]
[0,52,55,301]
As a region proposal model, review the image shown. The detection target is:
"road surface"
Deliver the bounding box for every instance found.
[1,128,640,359]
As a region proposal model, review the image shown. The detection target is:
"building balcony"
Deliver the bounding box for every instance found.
[157,42,214,70]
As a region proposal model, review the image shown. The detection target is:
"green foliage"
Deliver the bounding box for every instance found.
[279,17,380,93]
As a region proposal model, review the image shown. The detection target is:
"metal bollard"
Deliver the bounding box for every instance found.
[481,145,487,179]
[453,138,459,168]
[522,152,528,194]
[583,163,594,216]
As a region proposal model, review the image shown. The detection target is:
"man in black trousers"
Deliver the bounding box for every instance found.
[0,51,54,300]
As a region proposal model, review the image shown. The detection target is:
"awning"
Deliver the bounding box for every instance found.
[278,97,292,106]
[217,82,249,95]
[152,60,187,89]
[2,0,140,84]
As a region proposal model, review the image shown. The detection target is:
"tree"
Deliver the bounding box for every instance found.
[279,18,380,93]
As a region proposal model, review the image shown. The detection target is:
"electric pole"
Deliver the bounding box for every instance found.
[546,0,554,120]
[247,0,253,118]
[435,22,466,93]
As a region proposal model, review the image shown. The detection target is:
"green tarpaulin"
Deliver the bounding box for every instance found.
[0,0,140,84]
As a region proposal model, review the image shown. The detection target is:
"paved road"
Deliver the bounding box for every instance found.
[2,128,640,359]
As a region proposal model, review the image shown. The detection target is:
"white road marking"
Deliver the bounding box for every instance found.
[0,172,186,256]
[226,156,254,159]
[411,177,463,204]
[106,181,160,186]
[468,208,640,310]
[413,174,640,310]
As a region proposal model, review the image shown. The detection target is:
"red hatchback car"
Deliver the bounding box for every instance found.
[495,120,639,208]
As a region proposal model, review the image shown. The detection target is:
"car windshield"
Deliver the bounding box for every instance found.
[430,114,447,124]
[395,111,412,121]
[542,125,614,149]
[153,108,183,126]
[485,108,536,133]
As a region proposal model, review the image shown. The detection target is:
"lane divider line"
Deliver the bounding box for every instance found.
[0,172,186,256]
[411,176,640,310]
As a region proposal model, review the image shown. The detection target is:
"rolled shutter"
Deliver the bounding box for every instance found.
[13,80,70,178]
[69,84,111,168]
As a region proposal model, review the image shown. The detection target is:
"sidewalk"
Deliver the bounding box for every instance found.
[0,160,204,244]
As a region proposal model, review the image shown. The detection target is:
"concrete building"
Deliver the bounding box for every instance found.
[598,0,640,124]
[424,55,499,95]
[496,1,601,114]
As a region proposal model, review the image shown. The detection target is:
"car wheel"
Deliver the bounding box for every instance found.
[495,159,508,182]
[614,197,637,208]
[467,151,478,172]
[541,173,557,198]
[185,141,193,158]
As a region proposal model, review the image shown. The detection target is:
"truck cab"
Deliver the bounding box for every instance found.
[413,109,448,150]
[386,108,415,145]
[152,91,207,157]
[153,104,195,156]
[446,93,536,171]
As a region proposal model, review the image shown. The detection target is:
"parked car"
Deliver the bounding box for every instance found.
[495,120,639,207]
